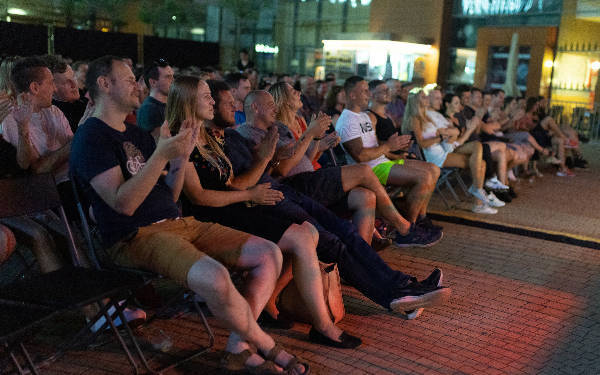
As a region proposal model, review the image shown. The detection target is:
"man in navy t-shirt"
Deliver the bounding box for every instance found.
[70,56,308,373]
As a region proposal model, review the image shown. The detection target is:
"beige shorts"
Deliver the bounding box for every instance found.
[107,217,251,286]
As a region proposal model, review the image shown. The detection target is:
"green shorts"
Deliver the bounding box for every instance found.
[372,159,405,185]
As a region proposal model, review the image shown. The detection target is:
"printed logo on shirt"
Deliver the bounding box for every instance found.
[359,121,373,134]
[123,142,146,175]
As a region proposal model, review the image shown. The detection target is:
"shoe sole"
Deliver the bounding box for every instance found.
[390,287,452,312]
[401,271,444,320]
[394,232,444,248]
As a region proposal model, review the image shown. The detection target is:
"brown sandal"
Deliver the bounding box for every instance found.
[221,349,284,375]
[261,344,311,375]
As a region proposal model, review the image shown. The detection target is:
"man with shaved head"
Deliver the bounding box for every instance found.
[220,89,451,318]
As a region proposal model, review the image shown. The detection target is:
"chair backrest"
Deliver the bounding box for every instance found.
[0,174,61,218]
[0,173,84,267]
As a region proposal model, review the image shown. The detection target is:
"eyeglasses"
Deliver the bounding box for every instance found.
[153,58,170,67]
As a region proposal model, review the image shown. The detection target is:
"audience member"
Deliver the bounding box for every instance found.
[236,49,254,71]
[43,55,88,133]
[221,90,450,318]
[70,56,310,374]
[224,72,252,125]
[138,58,174,136]
[336,76,442,246]
[170,76,361,348]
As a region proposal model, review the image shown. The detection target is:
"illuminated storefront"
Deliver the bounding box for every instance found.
[321,39,434,82]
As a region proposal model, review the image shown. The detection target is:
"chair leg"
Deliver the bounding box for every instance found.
[445,179,460,202]
[435,185,452,210]
[455,173,469,197]
[19,343,40,375]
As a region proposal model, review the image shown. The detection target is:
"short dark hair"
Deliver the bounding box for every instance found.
[368,79,386,91]
[224,72,247,89]
[11,56,49,94]
[143,58,170,88]
[86,55,121,101]
[491,88,505,97]
[525,97,539,113]
[503,96,515,108]
[343,75,364,95]
[206,79,231,109]
[41,55,68,75]
[454,84,471,99]
[470,87,482,95]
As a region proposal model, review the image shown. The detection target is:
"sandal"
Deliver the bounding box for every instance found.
[221,349,284,375]
[261,344,310,375]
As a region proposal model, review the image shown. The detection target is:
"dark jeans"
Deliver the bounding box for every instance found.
[270,183,410,308]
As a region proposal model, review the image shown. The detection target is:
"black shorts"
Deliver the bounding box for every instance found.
[282,167,347,210]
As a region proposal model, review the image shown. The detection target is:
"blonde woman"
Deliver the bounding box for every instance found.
[168,76,360,370]
[403,89,499,214]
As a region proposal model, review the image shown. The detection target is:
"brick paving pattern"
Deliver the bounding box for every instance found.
[12,221,600,375]
[6,143,599,374]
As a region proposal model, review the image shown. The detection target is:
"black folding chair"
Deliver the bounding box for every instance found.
[69,173,215,374]
[0,173,148,374]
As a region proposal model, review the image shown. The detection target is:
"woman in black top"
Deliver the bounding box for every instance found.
[169,76,361,351]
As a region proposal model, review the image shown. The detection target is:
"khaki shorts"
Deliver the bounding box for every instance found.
[107,217,251,287]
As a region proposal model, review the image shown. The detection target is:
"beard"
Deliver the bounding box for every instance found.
[212,110,234,129]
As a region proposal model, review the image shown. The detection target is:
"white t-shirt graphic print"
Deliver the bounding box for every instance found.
[336,109,390,168]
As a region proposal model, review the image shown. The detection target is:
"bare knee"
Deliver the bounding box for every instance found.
[187,258,233,302]
[281,222,319,254]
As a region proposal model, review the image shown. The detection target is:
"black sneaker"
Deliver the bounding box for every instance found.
[420,268,443,287]
[394,224,443,248]
[416,215,443,231]
[389,281,451,312]
[401,268,444,320]
[508,187,517,198]
[494,190,512,203]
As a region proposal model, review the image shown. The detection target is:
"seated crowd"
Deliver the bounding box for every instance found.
[0,52,588,373]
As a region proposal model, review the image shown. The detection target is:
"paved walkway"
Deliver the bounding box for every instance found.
[5,144,600,375]
[427,142,600,241]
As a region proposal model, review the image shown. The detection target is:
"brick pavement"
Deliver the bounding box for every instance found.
[10,221,600,375]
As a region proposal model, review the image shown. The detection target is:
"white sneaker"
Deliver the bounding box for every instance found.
[472,204,498,214]
[468,185,489,204]
[89,303,147,333]
[484,177,509,190]
[486,192,505,207]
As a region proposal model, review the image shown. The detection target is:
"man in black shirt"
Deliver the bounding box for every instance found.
[44,55,88,133]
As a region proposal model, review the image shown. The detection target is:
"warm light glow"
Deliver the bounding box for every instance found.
[7,8,27,16]
[544,60,554,68]
[190,28,205,35]
[591,61,600,71]
[322,40,433,55]
[101,27,109,32]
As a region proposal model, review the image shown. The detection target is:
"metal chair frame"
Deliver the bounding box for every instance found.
[0,174,149,374]
[69,174,215,374]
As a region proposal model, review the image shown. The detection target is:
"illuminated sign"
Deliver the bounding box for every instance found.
[255,44,279,54]
[461,0,545,16]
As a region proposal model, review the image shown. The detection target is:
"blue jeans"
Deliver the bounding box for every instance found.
[271,183,411,308]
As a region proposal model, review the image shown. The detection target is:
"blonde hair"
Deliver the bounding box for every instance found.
[269,82,297,127]
[401,89,430,134]
[166,75,232,177]
[0,57,19,97]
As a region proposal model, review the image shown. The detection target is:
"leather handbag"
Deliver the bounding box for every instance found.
[277,262,345,324]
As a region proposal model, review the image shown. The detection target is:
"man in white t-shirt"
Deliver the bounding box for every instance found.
[336,76,442,247]
[2,56,72,184]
